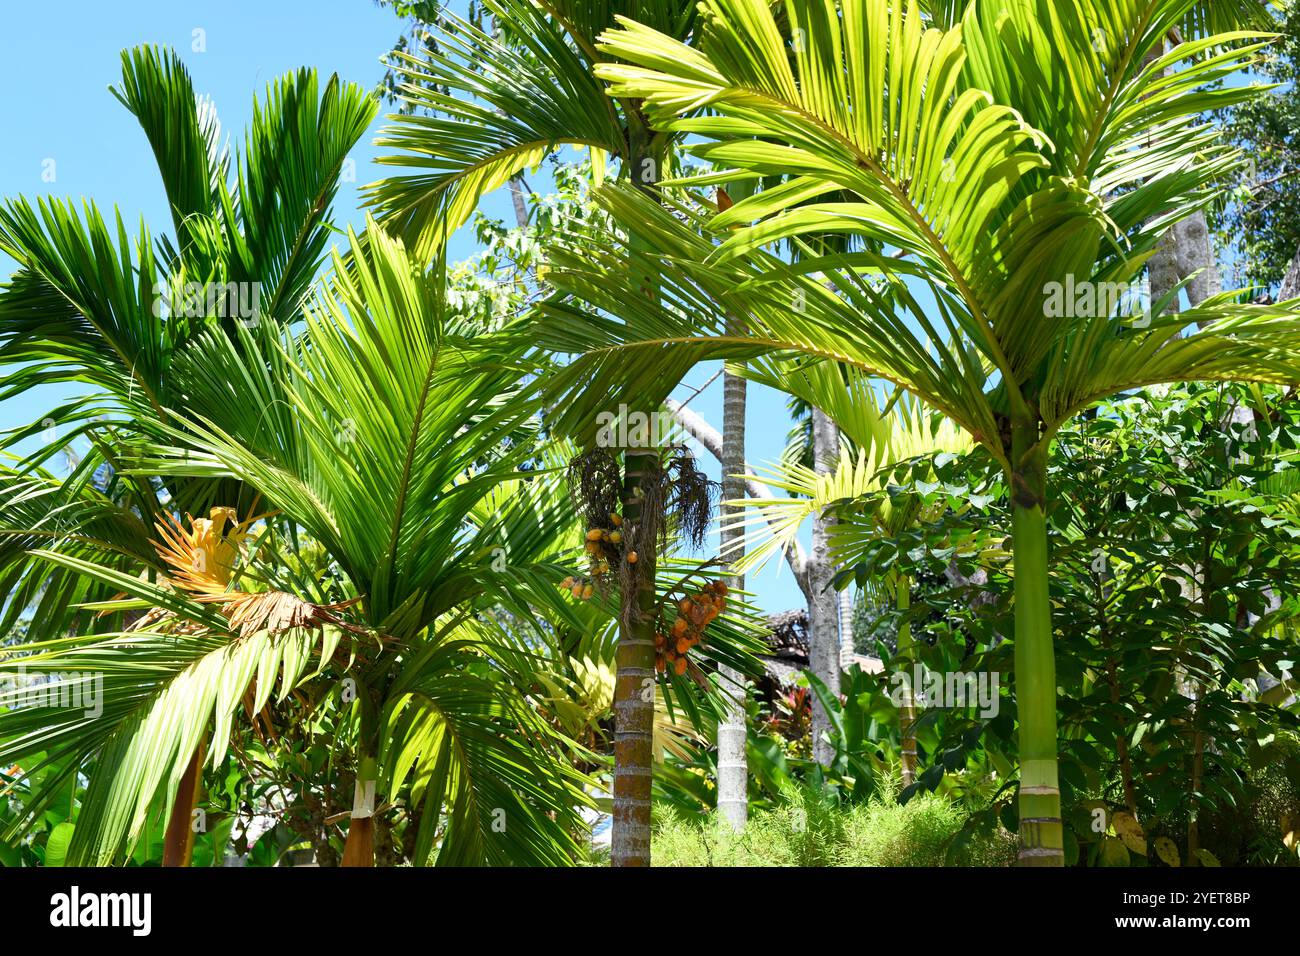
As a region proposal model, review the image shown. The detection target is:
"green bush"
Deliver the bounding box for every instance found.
[652,787,1016,867]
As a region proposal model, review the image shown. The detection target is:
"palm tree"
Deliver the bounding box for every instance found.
[0,225,598,865]
[367,0,712,866]
[533,0,1300,864]
[0,44,377,642]
[0,44,378,862]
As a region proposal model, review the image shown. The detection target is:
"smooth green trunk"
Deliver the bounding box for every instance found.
[1011,422,1062,866]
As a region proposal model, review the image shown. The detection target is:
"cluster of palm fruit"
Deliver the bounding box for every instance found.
[655,581,728,676]
[560,513,634,601]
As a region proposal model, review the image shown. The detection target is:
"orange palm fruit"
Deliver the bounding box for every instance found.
[671,617,688,637]
[655,656,666,673]
[581,583,595,600]
[673,657,688,676]
[585,528,604,542]
[610,513,623,527]
[676,637,689,654]
[626,551,638,564]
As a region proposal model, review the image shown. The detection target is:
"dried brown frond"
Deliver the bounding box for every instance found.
[214,590,362,640]
[149,508,365,640]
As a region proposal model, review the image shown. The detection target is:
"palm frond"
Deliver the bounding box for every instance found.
[368,0,627,259]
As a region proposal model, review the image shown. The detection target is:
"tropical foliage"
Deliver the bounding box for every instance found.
[1,0,1298,870]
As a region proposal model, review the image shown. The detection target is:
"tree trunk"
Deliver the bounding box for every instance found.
[666,399,810,584]
[1010,424,1063,866]
[1144,32,1219,322]
[508,176,529,230]
[895,574,918,790]
[1149,211,1220,314]
[1278,243,1300,301]
[838,589,855,667]
[341,755,377,867]
[716,356,749,829]
[1105,660,1138,817]
[610,126,661,867]
[809,408,841,768]
[162,739,205,867]
[612,448,658,865]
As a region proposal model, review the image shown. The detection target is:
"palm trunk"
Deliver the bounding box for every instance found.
[508,176,529,230]
[610,124,662,867]
[162,739,205,867]
[895,574,918,789]
[717,357,748,829]
[341,754,377,867]
[809,408,841,768]
[612,449,658,865]
[1010,423,1063,866]
[1279,243,1300,301]
[838,589,855,667]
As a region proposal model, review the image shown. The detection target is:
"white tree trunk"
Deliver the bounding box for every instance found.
[838,589,855,667]
[508,176,529,230]
[809,408,841,768]
[1278,244,1300,301]
[667,399,810,582]
[717,362,748,828]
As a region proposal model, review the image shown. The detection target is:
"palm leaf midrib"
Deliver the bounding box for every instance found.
[677,73,1026,402]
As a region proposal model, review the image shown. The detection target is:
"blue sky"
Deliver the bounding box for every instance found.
[0,0,815,615]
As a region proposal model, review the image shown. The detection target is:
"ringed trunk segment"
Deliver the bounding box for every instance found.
[609,125,663,867]
[809,408,842,769]
[1011,423,1063,867]
[717,358,749,830]
[612,448,658,867]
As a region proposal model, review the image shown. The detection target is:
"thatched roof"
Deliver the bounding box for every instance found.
[760,609,882,688]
